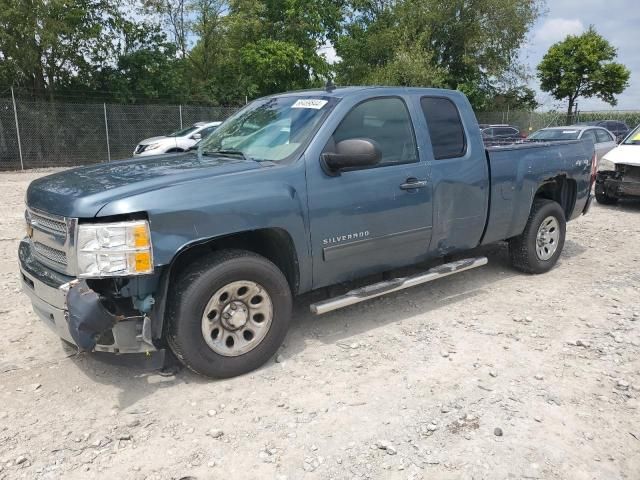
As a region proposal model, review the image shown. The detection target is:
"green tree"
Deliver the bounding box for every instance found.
[537,27,630,117]
[0,0,122,95]
[94,21,187,103]
[335,0,541,108]
[142,0,189,58]
[184,0,343,102]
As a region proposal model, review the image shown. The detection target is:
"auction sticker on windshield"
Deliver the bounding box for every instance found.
[292,99,328,109]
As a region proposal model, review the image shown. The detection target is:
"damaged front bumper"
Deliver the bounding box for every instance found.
[598,165,640,199]
[19,239,160,355]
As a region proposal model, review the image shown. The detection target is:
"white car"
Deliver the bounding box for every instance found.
[595,124,640,204]
[133,121,222,156]
[528,125,617,161]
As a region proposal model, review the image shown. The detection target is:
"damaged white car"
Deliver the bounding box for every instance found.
[595,124,640,204]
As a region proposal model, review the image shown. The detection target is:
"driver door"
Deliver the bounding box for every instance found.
[305,96,433,289]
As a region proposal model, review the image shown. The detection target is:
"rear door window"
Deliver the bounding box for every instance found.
[595,129,613,143]
[581,129,597,143]
[420,97,467,159]
[495,127,518,136]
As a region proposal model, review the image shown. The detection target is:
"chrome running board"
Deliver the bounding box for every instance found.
[310,257,488,315]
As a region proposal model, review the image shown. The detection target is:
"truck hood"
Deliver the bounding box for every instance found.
[26,153,262,218]
[602,145,640,166]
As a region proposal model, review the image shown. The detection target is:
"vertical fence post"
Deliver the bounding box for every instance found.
[103,103,111,162]
[179,105,183,129]
[11,87,24,171]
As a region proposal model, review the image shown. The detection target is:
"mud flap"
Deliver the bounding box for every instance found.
[65,280,120,351]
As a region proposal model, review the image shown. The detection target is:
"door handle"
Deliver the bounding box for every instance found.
[400,178,428,190]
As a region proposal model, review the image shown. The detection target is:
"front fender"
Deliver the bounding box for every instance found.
[96,161,311,291]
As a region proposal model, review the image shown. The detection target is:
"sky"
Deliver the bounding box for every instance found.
[521,0,640,111]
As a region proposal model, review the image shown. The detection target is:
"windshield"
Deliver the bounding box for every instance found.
[622,125,640,145]
[529,129,580,141]
[198,96,335,162]
[167,125,199,137]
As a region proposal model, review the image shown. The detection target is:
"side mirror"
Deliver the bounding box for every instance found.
[321,138,382,175]
[192,133,202,140]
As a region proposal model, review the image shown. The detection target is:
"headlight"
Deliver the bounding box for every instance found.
[76,220,153,278]
[598,158,616,172]
[145,143,161,151]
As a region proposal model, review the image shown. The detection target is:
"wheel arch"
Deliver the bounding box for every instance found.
[150,228,300,341]
[533,175,577,220]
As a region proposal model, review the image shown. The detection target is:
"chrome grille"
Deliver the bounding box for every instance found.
[33,241,68,267]
[29,210,67,237]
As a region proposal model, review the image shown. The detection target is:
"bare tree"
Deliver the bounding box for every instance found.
[143,0,189,58]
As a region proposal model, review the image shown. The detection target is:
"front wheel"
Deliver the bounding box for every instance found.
[595,184,618,205]
[167,250,292,378]
[509,199,566,274]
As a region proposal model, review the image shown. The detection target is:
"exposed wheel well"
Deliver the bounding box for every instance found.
[166,148,184,153]
[534,176,577,220]
[170,228,300,294]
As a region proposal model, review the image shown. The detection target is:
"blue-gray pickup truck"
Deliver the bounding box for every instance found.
[19,87,596,378]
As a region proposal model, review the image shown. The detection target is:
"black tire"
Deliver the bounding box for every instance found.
[167,250,292,378]
[595,182,618,205]
[509,199,566,274]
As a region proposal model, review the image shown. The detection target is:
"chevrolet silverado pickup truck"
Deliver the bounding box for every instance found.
[19,87,596,378]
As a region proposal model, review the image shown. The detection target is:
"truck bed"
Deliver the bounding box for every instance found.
[482,140,594,245]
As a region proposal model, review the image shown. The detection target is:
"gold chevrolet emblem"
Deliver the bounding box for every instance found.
[26,223,33,238]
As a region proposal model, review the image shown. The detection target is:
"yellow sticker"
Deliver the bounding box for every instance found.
[632,133,640,141]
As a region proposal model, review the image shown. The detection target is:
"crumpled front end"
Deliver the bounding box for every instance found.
[19,238,160,355]
[598,164,640,199]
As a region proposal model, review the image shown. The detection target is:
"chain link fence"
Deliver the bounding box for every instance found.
[0,99,239,170]
[2,99,640,171]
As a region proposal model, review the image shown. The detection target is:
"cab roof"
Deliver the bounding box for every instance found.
[265,85,462,99]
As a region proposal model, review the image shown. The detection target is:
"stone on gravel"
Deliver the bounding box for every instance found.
[375,440,397,455]
[616,379,629,391]
[494,427,503,437]
[207,428,224,439]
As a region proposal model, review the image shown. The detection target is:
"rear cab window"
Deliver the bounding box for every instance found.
[420,97,467,159]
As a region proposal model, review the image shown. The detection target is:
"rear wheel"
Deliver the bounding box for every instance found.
[167,250,292,378]
[509,199,566,274]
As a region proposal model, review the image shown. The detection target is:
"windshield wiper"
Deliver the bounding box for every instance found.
[202,149,247,160]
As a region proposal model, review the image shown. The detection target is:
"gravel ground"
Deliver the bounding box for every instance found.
[0,169,639,480]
